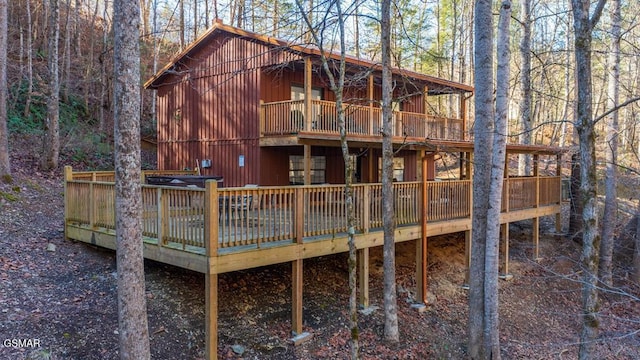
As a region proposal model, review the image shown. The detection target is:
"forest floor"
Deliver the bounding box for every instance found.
[1,144,639,359]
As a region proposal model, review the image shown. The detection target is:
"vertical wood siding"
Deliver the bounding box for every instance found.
[156,33,302,187]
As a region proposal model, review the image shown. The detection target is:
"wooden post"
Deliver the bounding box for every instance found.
[63,166,73,240]
[463,229,472,288]
[304,57,312,132]
[459,94,467,140]
[292,259,303,335]
[368,75,374,135]
[499,223,513,280]
[303,145,311,185]
[204,180,219,360]
[362,185,370,233]
[533,154,540,260]
[358,248,370,308]
[463,152,473,288]
[417,156,428,304]
[533,217,540,261]
[292,187,305,337]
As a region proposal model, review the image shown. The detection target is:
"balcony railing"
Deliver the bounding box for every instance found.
[260,99,465,141]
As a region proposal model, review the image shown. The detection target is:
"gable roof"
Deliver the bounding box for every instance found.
[144,21,474,95]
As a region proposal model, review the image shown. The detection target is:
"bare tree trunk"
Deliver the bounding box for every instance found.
[381,0,399,343]
[23,0,33,117]
[518,0,532,175]
[179,0,185,48]
[41,0,60,171]
[469,0,494,357]
[0,0,9,178]
[62,0,71,103]
[599,0,620,288]
[570,0,606,358]
[113,0,151,358]
[481,4,510,358]
[634,200,640,284]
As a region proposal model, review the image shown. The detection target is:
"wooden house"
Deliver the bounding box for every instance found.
[144,20,477,187]
[63,21,566,360]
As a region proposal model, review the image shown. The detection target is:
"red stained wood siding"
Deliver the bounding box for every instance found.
[156,33,302,187]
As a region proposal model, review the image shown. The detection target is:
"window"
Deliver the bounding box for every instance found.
[289,155,326,184]
[291,85,323,101]
[378,157,405,182]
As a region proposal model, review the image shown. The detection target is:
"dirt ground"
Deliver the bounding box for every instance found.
[1,160,639,359]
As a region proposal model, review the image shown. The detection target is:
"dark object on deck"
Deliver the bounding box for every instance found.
[146,175,224,188]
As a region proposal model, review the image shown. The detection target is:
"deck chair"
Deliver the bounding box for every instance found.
[220,184,258,223]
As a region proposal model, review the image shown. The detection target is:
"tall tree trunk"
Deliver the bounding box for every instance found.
[570,0,606,358]
[179,0,185,48]
[0,0,9,178]
[634,200,640,284]
[518,0,532,175]
[481,3,510,358]
[113,0,151,358]
[469,0,493,357]
[62,0,71,103]
[599,0,620,288]
[41,0,60,171]
[23,0,33,118]
[381,0,399,343]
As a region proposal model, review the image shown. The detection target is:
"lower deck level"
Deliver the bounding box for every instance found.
[64,167,562,359]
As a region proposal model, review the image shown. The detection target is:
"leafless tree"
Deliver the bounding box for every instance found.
[41,0,60,171]
[599,0,620,288]
[380,0,399,343]
[469,0,511,358]
[113,0,151,358]
[569,0,607,357]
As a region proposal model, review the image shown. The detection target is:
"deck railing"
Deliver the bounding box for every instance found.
[70,169,198,182]
[261,99,465,141]
[65,169,561,254]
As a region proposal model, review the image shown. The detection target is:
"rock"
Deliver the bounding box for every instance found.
[231,344,245,355]
[46,243,56,252]
[359,305,379,316]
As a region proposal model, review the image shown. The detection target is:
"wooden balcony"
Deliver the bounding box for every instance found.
[260,99,465,142]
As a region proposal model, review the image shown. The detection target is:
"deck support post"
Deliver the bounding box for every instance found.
[463,229,472,289]
[63,166,73,240]
[555,153,563,233]
[533,217,540,261]
[204,180,219,360]
[499,223,513,280]
[292,259,304,335]
[205,272,218,360]
[357,248,370,308]
[415,156,428,305]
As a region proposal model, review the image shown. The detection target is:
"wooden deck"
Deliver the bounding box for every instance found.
[64,166,562,359]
